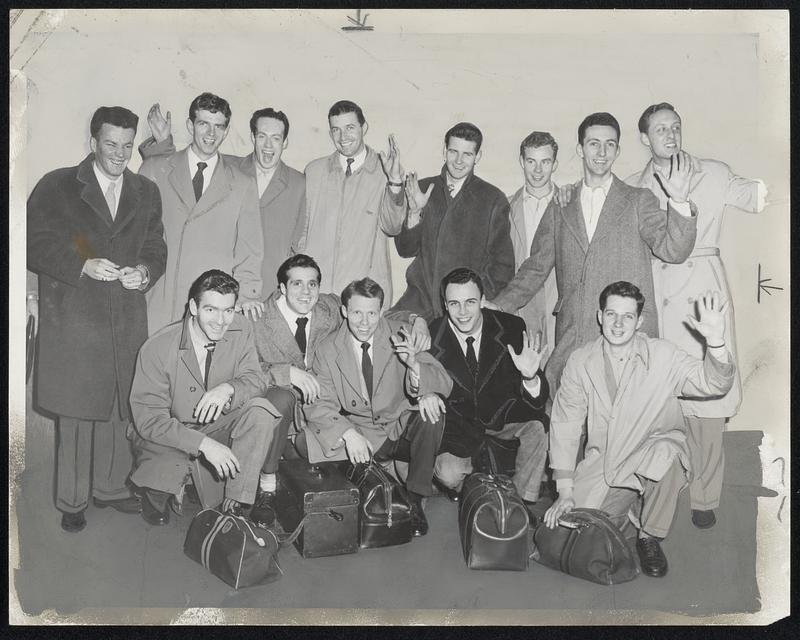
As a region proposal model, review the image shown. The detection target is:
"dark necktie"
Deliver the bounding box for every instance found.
[361,342,373,400]
[204,342,216,389]
[465,336,478,378]
[294,317,309,356]
[192,161,208,202]
[345,158,354,177]
[447,182,455,196]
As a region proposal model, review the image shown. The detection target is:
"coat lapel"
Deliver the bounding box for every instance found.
[111,169,142,236]
[584,340,614,414]
[333,323,364,398]
[262,295,304,362]
[559,182,589,253]
[193,155,233,218]
[371,320,394,392]
[77,157,114,227]
[589,177,630,246]
[508,188,527,265]
[430,320,474,394]
[167,148,197,211]
[475,311,507,395]
[178,318,205,389]
[260,160,289,208]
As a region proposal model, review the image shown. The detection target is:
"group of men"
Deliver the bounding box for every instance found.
[27,91,765,580]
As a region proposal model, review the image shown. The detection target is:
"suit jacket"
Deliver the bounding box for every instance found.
[494,175,697,393]
[390,167,514,321]
[251,290,342,387]
[428,309,549,458]
[302,148,405,301]
[551,333,735,509]
[302,318,453,463]
[27,154,167,420]
[129,314,274,456]
[507,185,559,364]
[139,146,263,333]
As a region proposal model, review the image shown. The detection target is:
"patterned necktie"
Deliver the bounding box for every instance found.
[361,342,373,400]
[345,158,354,177]
[204,342,216,389]
[447,182,455,196]
[294,317,309,356]
[105,182,117,219]
[192,161,208,202]
[465,336,478,378]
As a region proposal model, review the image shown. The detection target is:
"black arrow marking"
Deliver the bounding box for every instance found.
[758,263,784,303]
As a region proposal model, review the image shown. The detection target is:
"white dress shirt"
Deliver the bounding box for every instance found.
[256,163,277,198]
[579,174,613,242]
[350,334,375,400]
[276,294,312,365]
[187,146,219,196]
[338,146,367,174]
[523,184,555,248]
[92,163,123,219]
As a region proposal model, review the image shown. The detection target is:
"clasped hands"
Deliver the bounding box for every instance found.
[82,258,146,289]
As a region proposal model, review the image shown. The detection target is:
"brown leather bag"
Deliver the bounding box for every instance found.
[346,460,412,548]
[531,508,639,584]
[458,473,530,571]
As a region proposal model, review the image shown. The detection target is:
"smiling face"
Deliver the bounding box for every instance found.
[577,125,620,181]
[187,109,229,160]
[280,266,320,316]
[444,137,481,182]
[189,290,237,342]
[342,294,382,342]
[444,281,484,336]
[252,116,288,171]
[329,111,367,158]
[90,124,135,179]
[520,144,558,192]
[598,294,643,348]
[641,108,682,161]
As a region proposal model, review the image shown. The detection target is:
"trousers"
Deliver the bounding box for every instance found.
[685,415,725,510]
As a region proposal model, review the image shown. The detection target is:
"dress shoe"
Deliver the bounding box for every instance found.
[409,496,429,537]
[93,495,142,514]
[691,509,716,529]
[60,510,87,533]
[250,490,277,528]
[636,536,668,577]
[140,490,170,526]
[441,486,460,503]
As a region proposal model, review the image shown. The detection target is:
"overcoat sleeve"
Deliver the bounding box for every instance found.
[232,177,265,304]
[481,195,515,300]
[138,134,176,160]
[675,348,736,399]
[637,189,697,263]
[377,183,407,236]
[224,322,270,412]
[549,350,589,475]
[135,180,167,292]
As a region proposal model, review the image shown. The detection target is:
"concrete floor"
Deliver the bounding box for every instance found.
[11,390,774,624]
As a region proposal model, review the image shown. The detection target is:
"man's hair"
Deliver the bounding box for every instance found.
[249,107,290,140]
[577,112,621,145]
[188,269,240,307]
[599,281,645,316]
[90,106,139,139]
[341,277,384,308]
[519,130,559,162]
[188,92,232,126]
[445,122,483,153]
[440,267,485,309]
[277,254,322,287]
[328,100,365,126]
[637,102,678,134]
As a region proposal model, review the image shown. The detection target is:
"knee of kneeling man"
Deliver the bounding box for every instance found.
[435,458,470,489]
[265,387,296,416]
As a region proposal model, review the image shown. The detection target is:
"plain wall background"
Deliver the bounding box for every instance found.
[10,9,789,447]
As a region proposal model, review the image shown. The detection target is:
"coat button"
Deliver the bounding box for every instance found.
[315,429,321,434]
[351,400,356,407]
[687,260,694,268]
[661,263,668,270]
[190,386,196,392]
[663,299,669,306]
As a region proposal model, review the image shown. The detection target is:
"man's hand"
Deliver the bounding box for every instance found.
[686,290,728,346]
[193,382,234,424]
[404,171,435,215]
[553,183,574,206]
[379,134,404,184]
[507,330,543,379]
[417,393,446,424]
[653,151,693,203]
[238,300,265,320]
[198,436,240,480]
[118,266,146,290]
[147,103,172,143]
[482,299,501,311]
[82,258,122,282]
[409,316,431,352]
[342,428,372,465]
[26,297,38,327]
[391,326,427,371]
[290,366,321,404]
[543,490,576,529]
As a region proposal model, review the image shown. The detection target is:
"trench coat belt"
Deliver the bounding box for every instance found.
[689,247,720,258]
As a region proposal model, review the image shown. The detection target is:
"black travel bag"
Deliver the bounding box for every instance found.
[472,434,520,477]
[458,473,530,571]
[346,460,413,549]
[275,459,360,558]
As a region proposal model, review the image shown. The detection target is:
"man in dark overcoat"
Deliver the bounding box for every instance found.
[27,106,167,532]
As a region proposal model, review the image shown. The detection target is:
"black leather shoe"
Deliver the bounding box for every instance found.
[60,510,87,533]
[93,495,142,514]
[636,536,668,577]
[250,490,277,528]
[441,486,460,503]
[409,497,429,537]
[140,490,170,526]
[522,500,540,528]
[691,509,716,529]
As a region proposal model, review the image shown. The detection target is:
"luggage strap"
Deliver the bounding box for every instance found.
[278,507,346,547]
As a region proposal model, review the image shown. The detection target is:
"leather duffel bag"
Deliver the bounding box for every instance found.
[458,473,529,571]
[346,460,412,549]
[472,434,520,477]
[531,507,639,585]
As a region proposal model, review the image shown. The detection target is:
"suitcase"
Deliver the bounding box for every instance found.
[346,461,413,549]
[275,459,360,558]
[458,473,530,571]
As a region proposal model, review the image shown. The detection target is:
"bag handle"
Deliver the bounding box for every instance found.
[278,506,346,548]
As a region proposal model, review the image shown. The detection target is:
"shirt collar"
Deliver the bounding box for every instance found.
[338,146,367,173]
[350,332,374,351]
[276,293,312,327]
[447,318,483,348]
[187,146,219,177]
[583,173,613,195]
[523,183,554,201]
[92,162,123,194]
[601,331,650,369]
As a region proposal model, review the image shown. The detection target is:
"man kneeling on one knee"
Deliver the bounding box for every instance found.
[129,270,294,527]
[299,277,453,537]
[543,281,735,578]
[427,268,550,509]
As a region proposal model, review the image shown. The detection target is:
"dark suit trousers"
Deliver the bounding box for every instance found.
[55,393,133,513]
[373,411,445,496]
